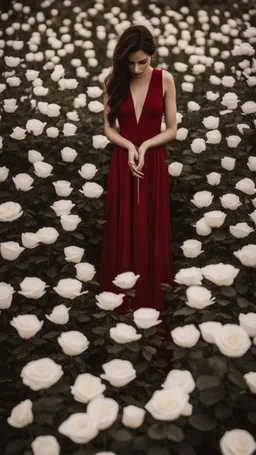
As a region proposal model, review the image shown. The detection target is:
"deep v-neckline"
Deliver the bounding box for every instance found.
[129,68,155,127]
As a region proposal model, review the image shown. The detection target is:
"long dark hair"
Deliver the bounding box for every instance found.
[104,25,156,127]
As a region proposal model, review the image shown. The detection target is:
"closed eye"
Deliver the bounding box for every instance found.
[128,59,148,65]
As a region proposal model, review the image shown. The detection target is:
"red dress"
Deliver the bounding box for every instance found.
[99,67,174,313]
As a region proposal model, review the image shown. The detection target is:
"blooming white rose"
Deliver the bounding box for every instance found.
[249,210,256,225]
[199,321,222,343]
[21,232,40,249]
[239,313,256,338]
[206,129,221,144]
[220,193,242,210]
[162,369,195,394]
[26,119,46,136]
[10,314,44,339]
[100,359,136,387]
[63,123,77,136]
[28,150,44,164]
[122,405,146,429]
[5,56,22,67]
[203,210,227,228]
[171,324,200,348]
[58,413,99,444]
[78,163,98,180]
[235,178,256,195]
[60,214,82,231]
[46,304,71,325]
[185,285,215,310]
[181,239,203,258]
[75,262,96,282]
[53,278,88,299]
[92,134,110,149]
[202,116,219,129]
[0,166,9,182]
[229,223,254,239]
[221,92,240,110]
[220,429,256,455]
[222,76,236,87]
[64,246,84,263]
[0,201,23,222]
[168,162,183,176]
[37,227,59,244]
[0,282,15,309]
[133,308,162,329]
[33,161,53,178]
[71,373,106,404]
[31,435,60,455]
[191,190,214,208]
[47,103,61,117]
[221,157,236,171]
[79,182,103,198]
[110,323,142,344]
[190,138,206,154]
[21,358,64,391]
[206,172,221,185]
[247,156,256,171]
[174,267,203,286]
[241,101,256,114]
[61,147,78,163]
[237,123,250,135]
[87,86,103,98]
[12,173,34,191]
[96,291,125,311]
[205,91,219,101]
[0,241,25,261]
[113,271,140,289]
[58,331,89,356]
[53,180,73,197]
[176,128,188,141]
[194,218,212,236]
[7,399,33,428]
[226,135,241,148]
[145,389,191,421]
[187,101,200,111]
[18,277,49,299]
[51,200,75,217]
[88,101,104,113]
[234,245,256,268]
[214,324,251,357]
[244,372,256,394]
[10,126,26,140]
[87,397,119,430]
[201,263,240,286]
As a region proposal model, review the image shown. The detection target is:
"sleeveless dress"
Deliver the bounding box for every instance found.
[98,67,174,314]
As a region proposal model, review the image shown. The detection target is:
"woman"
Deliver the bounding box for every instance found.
[99,25,177,313]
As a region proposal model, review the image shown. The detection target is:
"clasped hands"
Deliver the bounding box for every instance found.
[128,142,147,178]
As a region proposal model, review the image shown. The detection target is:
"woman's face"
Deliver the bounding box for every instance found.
[127,49,152,78]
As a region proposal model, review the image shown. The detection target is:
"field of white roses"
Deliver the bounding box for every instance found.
[0,0,256,454]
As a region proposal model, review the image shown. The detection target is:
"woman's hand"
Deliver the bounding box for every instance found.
[135,143,148,172]
[128,143,144,178]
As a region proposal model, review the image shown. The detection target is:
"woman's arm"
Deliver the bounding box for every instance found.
[141,71,177,151]
[103,81,133,150]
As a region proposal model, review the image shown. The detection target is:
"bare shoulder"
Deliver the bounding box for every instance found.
[162,69,175,95]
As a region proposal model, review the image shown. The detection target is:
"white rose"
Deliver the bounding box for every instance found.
[199,321,222,343]
[110,323,142,344]
[28,150,44,164]
[51,200,75,217]
[92,134,110,149]
[46,304,71,325]
[206,129,221,144]
[10,314,44,339]
[203,210,227,228]
[162,369,195,394]
[71,373,106,404]
[100,359,136,387]
[171,324,200,348]
[205,91,220,101]
[202,116,219,129]
[176,128,188,141]
[60,214,82,231]
[194,218,212,236]
[201,263,240,286]
[187,101,200,111]
[229,223,254,239]
[53,180,73,197]
[191,190,214,208]
[21,232,40,249]
[87,397,119,430]
[21,358,64,390]
[221,92,240,109]
[63,123,77,136]
[0,241,25,260]
[12,173,34,191]
[78,163,98,180]
[87,86,103,98]
[0,166,9,182]
[226,135,242,148]
[237,123,250,135]
[220,193,242,210]
[88,101,104,113]
[53,278,88,299]
[239,313,256,337]
[122,405,146,429]
[79,182,103,198]
[214,324,251,357]
[168,162,183,176]
[26,119,46,136]
[37,227,59,244]
[133,308,162,329]
[58,413,99,444]
[113,271,140,289]
[222,76,236,88]
[249,210,256,225]
[234,245,256,268]
[47,103,61,117]
[221,157,236,171]
[181,239,203,258]
[220,429,256,455]
[185,285,215,310]
[7,399,33,428]
[206,172,221,185]
[235,178,256,195]
[75,262,96,282]
[0,282,15,309]
[190,138,206,154]
[0,201,23,222]
[18,277,49,299]
[247,156,256,171]
[64,246,85,263]
[58,330,89,356]
[241,101,256,114]
[145,389,191,421]
[181,82,194,92]
[33,161,53,178]
[61,147,78,162]
[31,435,60,455]
[96,291,125,311]
[174,267,203,286]
[244,372,256,394]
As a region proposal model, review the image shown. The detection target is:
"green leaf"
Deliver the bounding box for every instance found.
[112,429,132,442]
[43,331,60,339]
[228,371,247,389]
[148,423,165,440]
[247,412,256,424]
[220,286,236,297]
[214,402,233,420]
[199,384,226,406]
[237,297,249,308]
[173,307,196,317]
[189,414,217,431]
[164,423,185,442]
[5,440,25,455]
[196,375,221,390]
[208,356,228,376]
[147,449,169,455]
